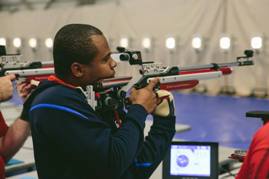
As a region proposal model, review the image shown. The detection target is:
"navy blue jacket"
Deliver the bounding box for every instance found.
[28,80,175,179]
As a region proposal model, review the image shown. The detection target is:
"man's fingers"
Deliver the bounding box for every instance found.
[146,78,159,90]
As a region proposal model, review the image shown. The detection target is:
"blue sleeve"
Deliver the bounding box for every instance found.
[31,103,148,179]
[130,115,176,179]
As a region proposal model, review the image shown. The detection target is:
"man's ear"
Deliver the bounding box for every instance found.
[71,62,83,78]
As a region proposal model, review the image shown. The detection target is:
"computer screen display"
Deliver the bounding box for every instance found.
[163,141,218,179]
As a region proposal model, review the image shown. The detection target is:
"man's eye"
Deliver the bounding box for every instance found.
[102,54,112,62]
[101,57,109,64]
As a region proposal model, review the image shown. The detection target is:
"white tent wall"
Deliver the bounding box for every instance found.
[0,0,269,96]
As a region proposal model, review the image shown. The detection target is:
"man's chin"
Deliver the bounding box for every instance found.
[106,72,116,79]
[111,71,116,77]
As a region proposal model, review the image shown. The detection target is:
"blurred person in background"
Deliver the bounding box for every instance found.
[0,74,33,179]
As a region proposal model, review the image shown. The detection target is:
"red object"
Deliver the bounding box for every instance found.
[114,111,122,128]
[48,75,77,89]
[179,67,232,76]
[0,112,8,137]
[0,157,5,179]
[0,112,8,179]
[236,121,269,179]
[160,80,199,90]
[229,152,246,162]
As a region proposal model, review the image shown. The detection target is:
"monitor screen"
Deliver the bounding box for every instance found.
[163,141,218,179]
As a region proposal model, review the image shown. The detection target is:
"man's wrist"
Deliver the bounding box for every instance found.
[152,115,176,128]
[126,104,148,127]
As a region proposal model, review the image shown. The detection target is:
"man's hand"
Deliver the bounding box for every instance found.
[0,74,16,102]
[129,78,159,113]
[16,80,37,101]
[153,90,175,117]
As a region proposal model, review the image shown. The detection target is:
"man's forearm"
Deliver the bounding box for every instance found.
[0,119,30,161]
[132,116,175,178]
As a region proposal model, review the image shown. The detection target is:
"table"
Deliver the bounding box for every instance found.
[7,171,38,179]
[5,148,35,174]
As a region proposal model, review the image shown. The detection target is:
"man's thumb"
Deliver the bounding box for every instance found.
[7,74,16,81]
[147,78,159,90]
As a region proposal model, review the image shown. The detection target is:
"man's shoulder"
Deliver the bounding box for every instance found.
[32,81,86,105]
[254,123,269,139]
[29,81,97,121]
[251,123,269,150]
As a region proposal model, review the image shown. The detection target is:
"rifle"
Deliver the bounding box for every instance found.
[0,52,53,85]
[93,47,254,110]
[0,45,254,111]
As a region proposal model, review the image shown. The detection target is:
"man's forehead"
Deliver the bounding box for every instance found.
[90,34,106,44]
[91,35,109,50]
[89,35,110,60]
